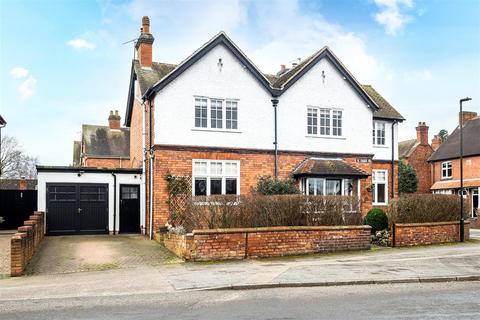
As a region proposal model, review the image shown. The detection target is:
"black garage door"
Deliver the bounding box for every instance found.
[46,183,108,235]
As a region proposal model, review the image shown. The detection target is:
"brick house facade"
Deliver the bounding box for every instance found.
[122,17,404,237]
[398,122,435,194]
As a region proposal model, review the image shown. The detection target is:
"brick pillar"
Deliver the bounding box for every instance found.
[34,211,45,240]
[29,215,40,249]
[11,233,27,277]
[19,225,33,261]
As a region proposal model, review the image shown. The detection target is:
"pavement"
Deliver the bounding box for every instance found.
[1,282,479,319]
[0,235,479,301]
[0,233,12,277]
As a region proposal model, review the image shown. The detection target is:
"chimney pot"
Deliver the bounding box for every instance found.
[416,121,429,145]
[142,16,150,33]
[108,110,121,129]
[136,16,154,68]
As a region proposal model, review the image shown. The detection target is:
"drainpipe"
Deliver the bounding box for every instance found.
[147,98,154,240]
[271,98,279,179]
[112,172,117,235]
[141,99,147,235]
[391,120,397,199]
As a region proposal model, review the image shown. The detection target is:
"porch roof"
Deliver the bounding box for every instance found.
[292,159,369,178]
[431,179,480,190]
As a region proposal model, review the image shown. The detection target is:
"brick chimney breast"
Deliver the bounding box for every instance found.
[459,111,477,126]
[108,110,121,129]
[416,121,429,145]
[135,16,154,68]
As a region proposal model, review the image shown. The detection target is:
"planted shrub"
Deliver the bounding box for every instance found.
[388,194,468,224]
[171,195,362,232]
[364,208,388,233]
[255,176,299,195]
[398,159,418,194]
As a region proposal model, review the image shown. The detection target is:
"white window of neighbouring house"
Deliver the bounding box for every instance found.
[226,100,238,130]
[441,161,452,179]
[192,160,240,196]
[372,170,388,205]
[195,97,208,128]
[373,121,386,145]
[307,107,342,137]
[194,97,239,131]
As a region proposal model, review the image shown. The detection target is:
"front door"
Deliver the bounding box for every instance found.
[120,185,140,233]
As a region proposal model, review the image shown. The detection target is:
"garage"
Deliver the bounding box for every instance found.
[37,166,143,235]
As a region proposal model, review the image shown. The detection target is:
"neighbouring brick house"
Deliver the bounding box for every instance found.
[73,110,136,168]
[123,16,405,237]
[429,111,480,225]
[398,122,435,193]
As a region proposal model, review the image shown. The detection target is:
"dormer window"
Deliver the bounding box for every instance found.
[441,161,452,179]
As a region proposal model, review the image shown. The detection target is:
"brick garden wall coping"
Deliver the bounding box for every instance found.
[191,225,371,235]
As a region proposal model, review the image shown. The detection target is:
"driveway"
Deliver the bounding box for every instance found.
[26,235,180,275]
[0,234,11,277]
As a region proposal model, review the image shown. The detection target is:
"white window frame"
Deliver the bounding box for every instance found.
[372,169,388,205]
[193,96,239,131]
[192,159,240,196]
[302,177,353,196]
[306,106,343,137]
[373,121,386,146]
[441,161,452,179]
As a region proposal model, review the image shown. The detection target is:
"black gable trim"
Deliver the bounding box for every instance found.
[125,61,137,127]
[278,49,379,112]
[145,33,273,99]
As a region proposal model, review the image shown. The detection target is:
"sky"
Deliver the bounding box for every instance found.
[1,0,479,166]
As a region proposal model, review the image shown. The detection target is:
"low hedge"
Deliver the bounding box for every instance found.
[388,194,468,224]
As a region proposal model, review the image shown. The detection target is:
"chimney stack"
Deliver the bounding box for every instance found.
[416,122,429,145]
[108,110,121,129]
[459,111,477,126]
[431,135,442,151]
[135,16,154,68]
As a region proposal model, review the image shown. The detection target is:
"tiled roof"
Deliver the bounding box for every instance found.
[292,158,369,177]
[361,85,405,120]
[399,139,419,158]
[429,116,480,161]
[431,179,480,190]
[82,125,130,158]
[134,60,177,96]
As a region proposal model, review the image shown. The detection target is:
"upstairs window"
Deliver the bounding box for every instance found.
[373,121,386,145]
[194,97,238,131]
[307,107,342,137]
[441,161,452,179]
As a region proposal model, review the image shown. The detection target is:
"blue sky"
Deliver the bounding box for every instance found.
[1,0,479,165]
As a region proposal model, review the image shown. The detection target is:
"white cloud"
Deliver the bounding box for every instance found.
[18,76,37,100]
[10,67,29,78]
[374,0,414,35]
[66,38,96,50]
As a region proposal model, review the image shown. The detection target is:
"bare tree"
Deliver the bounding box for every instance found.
[0,134,38,179]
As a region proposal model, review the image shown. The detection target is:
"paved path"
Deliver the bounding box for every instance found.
[26,235,181,275]
[0,234,12,277]
[1,239,479,301]
[1,282,479,320]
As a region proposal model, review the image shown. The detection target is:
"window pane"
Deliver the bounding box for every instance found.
[211,99,223,129]
[307,108,318,135]
[377,183,386,203]
[315,178,324,195]
[344,179,353,196]
[194,161,207,175]
[210,178,222,195]
[210,162,222,175]
[195,98,207,128]
[194,178,207,196]
[326,179,341,195]
[319,108,330,135]
[226,178,237,195]
[332,110,342,136]
[225,162,238,175]
[226,101,238,130]
[308,179,315,195]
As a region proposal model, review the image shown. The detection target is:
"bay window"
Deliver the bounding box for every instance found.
[194,97,238,131]
[372,170,388,205]
[303,178,354,196]
[192,160,240,196]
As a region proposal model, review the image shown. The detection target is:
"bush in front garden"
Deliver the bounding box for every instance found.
[388,194,468,224]
[254,175,299,195]
[171,194,362,232]
[364,208,388,233]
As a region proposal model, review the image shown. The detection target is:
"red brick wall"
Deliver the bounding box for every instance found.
[158,226,371,261]
[392,221,470,247]
[404,145,434,194]
[129,96,144,169]
[432,156,480,182]
[149,146,398,233]
[83,157,132,168]
[11,211,45,276]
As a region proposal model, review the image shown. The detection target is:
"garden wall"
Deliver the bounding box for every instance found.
[392,221,470,247]
[158,225,371,261]
[11,211,45,276]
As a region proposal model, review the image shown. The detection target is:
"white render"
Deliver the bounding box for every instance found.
[153,43,398,161]
[37,171,143,233]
